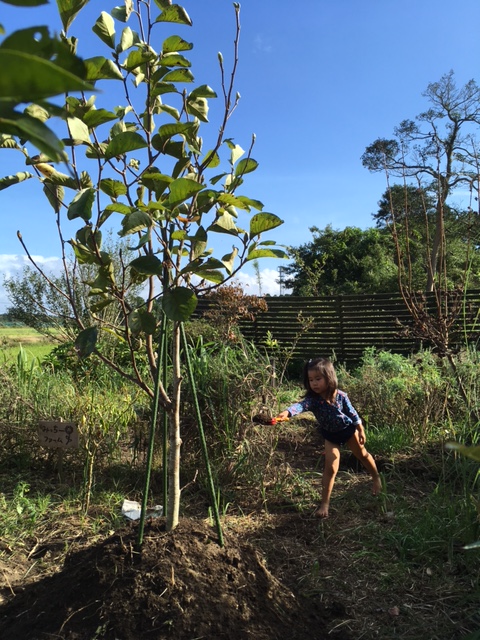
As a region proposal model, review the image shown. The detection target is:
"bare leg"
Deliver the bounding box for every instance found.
[346,431,381,495]
[315,440,340,518]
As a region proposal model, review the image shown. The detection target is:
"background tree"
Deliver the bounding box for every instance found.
[362,70,480,292]
[363,72,480,420]
[283,224,398,296]
[374,184,480,291]
[0,0,286,532]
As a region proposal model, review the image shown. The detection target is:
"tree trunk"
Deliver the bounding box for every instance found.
[165,321,182,531]
[426,200,445,293]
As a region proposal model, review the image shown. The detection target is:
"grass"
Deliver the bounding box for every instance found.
[0,416,479,639]
[0,342,479,638]
[0,326,56,364]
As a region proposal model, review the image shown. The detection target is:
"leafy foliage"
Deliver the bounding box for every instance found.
[1,0,286,530]
[283,225,398,295]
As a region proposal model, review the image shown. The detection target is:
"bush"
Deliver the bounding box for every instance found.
[339,348,447,442]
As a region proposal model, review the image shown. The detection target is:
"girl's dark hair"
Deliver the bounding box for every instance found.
[303,357,337,402]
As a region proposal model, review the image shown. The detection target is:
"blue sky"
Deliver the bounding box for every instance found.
[1,0,480,311]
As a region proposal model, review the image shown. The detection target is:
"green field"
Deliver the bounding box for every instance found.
[0,326,56,363]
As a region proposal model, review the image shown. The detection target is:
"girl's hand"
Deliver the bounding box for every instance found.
[271,411,289,425]
[356,423,366,445]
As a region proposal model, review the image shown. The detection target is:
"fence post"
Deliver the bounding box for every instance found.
[335,295,345,362]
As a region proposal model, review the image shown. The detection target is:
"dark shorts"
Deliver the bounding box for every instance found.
[320,424,357,446]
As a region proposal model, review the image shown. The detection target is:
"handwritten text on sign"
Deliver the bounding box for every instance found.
[38,421,79,449]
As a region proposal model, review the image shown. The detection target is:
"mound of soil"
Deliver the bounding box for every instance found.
[0,518,329,640]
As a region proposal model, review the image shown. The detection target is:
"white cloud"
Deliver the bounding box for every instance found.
[0,258,290,315]
[253,34,273,54]
[0,254,62,314]
[235,267,290,296]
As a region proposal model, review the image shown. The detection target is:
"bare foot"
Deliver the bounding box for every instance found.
[314,503,329,518]
[372,474,382,496]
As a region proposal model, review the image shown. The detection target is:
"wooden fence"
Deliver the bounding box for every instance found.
[195,290,480,366]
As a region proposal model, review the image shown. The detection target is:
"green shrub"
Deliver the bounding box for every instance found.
[339,348,447,442]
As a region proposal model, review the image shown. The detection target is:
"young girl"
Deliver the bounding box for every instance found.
[276,357,381,518]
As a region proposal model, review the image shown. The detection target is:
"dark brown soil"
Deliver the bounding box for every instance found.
[0,421,477,640]
[0,517,333,640]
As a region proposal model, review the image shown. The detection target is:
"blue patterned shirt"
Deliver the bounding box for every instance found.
[286,390,361,433]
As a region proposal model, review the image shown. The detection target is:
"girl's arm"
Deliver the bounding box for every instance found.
[356,421,366,445]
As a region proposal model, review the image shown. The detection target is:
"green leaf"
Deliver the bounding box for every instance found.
[227,142,244,165]
[235,158,258,176]
[464,541,480,550]
[208,212,238,234]
[104,131,148,160]
[151,122,195,152]
[90,297,114,313]
[84,56,124,81]
[189,85,217,99]
[129,254,163,275]
[43,182,64,213]
[92,12,116,49]
[217,193,251,210]
[162,35,193,53]
[119,210,153,236]
[104,202,133,216]
[117,27,136,53]
[83,108,118,128]
[162,286,197,321]
[237,196,264,211]
[76,225,102,251]
[124,47,156,71]
[5,113,66,161]
[111,0,134,23]
[87,265,114,294]
[69,239,96,264]
[159,104,180,120]
[249,213,284,238]
[247,248,288,260]
[129,308,157,335]
[155,5,192,26]
[0,135,20,150]
[221,247,238,274]
[67,117,91,144]
[151,82,177,96]
[100,178,127,199]
[141,170,173,198]
[74,326,98,358]
[162,68,194,83]
[0,50,91,102]
[56,0,90,32]
[23,102,48,121]
[191,226,207,259]
[160,53,191,68]
[201,149,220,168]
[67,187,96,221]
[0,171,33,191]
[446,443,480,462]
[186,96,209,123]
[192,269,224,284]
[166,177,203,207]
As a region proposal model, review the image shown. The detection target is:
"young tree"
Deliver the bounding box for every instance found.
[0,0,286,531]
[0,0,93,162]
[362,70,480,292]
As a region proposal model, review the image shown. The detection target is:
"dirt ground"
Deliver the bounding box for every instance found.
[0,422,477,640]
